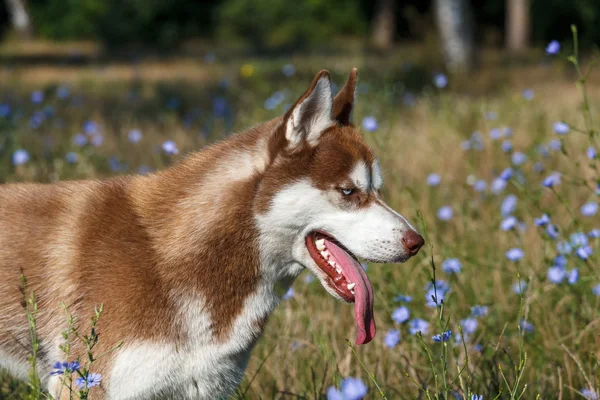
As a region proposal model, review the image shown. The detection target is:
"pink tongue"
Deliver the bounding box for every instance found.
[323,238,376,345]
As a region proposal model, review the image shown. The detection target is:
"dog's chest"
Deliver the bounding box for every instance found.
[107,284,281,399]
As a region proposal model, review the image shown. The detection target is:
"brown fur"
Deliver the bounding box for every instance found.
[0,69,374,396]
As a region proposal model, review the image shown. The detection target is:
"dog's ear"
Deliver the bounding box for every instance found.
[284,70,334,149]
[333,68,358,126]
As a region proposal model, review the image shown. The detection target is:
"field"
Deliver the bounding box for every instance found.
[1,39,599,399]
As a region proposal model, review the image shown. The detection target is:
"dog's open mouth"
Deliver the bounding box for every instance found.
[305,231,376,345]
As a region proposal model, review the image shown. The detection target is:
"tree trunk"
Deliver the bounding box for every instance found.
[433,0,475,72]
[5,0,32,39]
[506,0,530,51]
[371,0,395,50]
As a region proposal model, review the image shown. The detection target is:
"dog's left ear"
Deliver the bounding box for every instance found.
[284,70,335,149]
[332,67,358,126]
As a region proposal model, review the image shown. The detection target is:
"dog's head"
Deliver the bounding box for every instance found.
[256,69,424,344]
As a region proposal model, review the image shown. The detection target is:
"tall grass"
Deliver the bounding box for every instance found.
[0,32,599,399]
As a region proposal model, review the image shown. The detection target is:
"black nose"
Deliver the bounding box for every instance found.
[402,231,425,255]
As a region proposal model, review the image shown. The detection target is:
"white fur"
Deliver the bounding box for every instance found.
[372,160,383,190]
[349,161,370,191]
[285,77,335,148]
[256,179,419,302]
[108,283,282,399]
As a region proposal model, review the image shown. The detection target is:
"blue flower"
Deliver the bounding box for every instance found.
[461,318,478,335]
[162,140,179,155]
[542,172,561,188]
[282,64,296,77]
[489,128,502,140]
[65,152,79,164]
[534,214,550,226]
[50,361,80,376]
[75,372,102,389]
[553,121,569,134]
[581,388,598,400]
[533,162,544,173]
[433,73,448,89]
[384,329,400,348]
[340,377,368,400]
[553,255,567,268]
[576,246,593,260]
[568,268,579,285]
[557,241,573,254]
[128,129,142,144]
[506,248,524,262]
[545,224,559,239]
[546,40,560,55]
[437,206,453,221]
[501,140,513,153]
[393,294,412,303]
[570,232,589,248]
[593,284,600,296]
[580,202,598,217]
[283,287,294,300]
[427,173,441,186]
[56,85,70,99]
[501,194,517,216]
[471,395,483,400]
[547,266,565,284]
[441,258,462,274]
[500,168,513,181]
[432,330,452,342]
[511,151,527,166]
[491,178,506,194]
[0,104,10,117]
[513,279,527,294]
[470,305,488,317]
[588,147,597,160]
[83,120,98,135]
[73,133,87,147]
[522,89,534,100]
[12,149,30,166]
[326,387,344,400]
[548,139,562,151]
[362,116,378,132]
[391,306,410,324]
[409,318,429,335]
[31,90,44,104]
[474,179,487,192]
[520,319,534,333]
[589,229,600,238]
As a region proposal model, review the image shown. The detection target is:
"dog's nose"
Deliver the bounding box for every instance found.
[402,231,425,255]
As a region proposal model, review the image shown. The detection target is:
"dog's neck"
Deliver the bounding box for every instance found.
[128,117,300,339]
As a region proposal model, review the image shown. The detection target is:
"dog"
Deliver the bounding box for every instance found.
[0,68,424,399]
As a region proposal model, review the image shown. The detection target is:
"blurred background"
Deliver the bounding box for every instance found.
[2,1,600,399]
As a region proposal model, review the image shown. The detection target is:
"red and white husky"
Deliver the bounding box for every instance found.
[0,69,423,399]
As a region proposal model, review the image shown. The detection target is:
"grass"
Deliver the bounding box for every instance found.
[1,36,599,399]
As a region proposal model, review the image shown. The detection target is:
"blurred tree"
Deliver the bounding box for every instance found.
[216,0,365,51]
[433,0,475,72]
[5,0,31,38]
[506,0,530,50]
[371,0,395,50]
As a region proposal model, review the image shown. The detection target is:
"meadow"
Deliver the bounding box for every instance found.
[0,34,599,399]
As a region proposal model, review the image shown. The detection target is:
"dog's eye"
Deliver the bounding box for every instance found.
[341,188,355,196]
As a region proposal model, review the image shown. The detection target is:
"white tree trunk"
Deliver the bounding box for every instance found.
[6,0,32,38]
[506,0,530,51]
[371,0,395,50]
[433,0,475,72]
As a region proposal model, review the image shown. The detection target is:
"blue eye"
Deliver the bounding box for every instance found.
[341,188,355,196]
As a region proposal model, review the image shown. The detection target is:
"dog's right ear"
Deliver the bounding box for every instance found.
[332,68,358,126]
[283,70,335,150]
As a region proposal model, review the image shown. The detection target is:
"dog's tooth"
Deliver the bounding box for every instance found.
[321,250,330,259]
[336,266,342,274]
[350,289,355,295]
[328,260,335,267]
[315,239,325,251]
[347,282,356,290]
